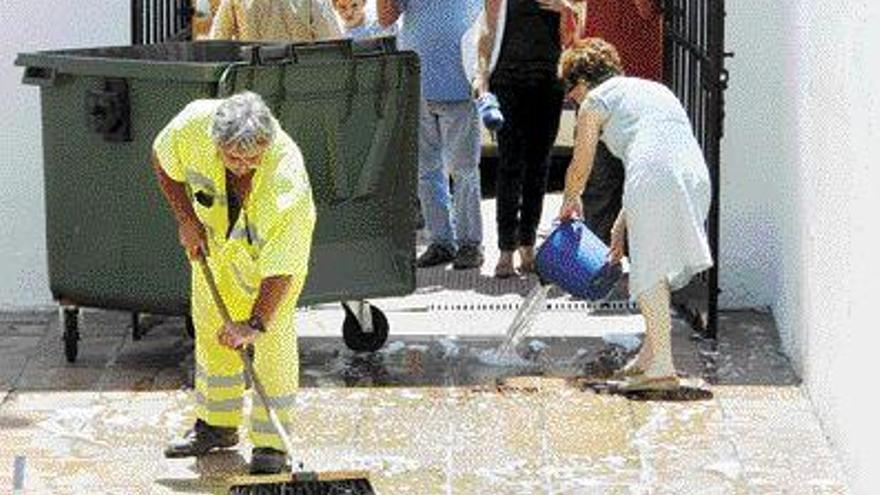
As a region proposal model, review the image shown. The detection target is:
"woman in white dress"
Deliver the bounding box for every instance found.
[558,38,713,391]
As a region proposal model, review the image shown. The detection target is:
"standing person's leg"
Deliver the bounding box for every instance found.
[165,266,243,458]
[517,82,564,272]
[613,158,709,386]
[249,295,300,474]
[417,98,457,267]
[615,169,687,388]
[620,278,680,390]
[492,84,526,277]
[439,99,484,270]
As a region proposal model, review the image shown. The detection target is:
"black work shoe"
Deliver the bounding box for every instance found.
[250,447,288,475]
[164,419,238,458]
[453,244,484,270]
[416,244,457,268]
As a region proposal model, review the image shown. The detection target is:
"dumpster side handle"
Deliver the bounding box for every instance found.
[217,62,250,98]
[356,36,397,57]
[22,66,58,88]
[290,39,354,63]
[240,44,293,66]
[254,44,291,64]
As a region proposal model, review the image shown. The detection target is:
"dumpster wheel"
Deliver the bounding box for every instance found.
[62,307,80,363]
[341,301,389,352]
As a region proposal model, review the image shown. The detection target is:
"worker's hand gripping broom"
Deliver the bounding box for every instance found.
[196,257,374,494]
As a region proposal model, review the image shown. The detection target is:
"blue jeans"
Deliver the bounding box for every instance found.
[418,98,483,249]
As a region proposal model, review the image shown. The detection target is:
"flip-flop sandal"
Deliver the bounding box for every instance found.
[494,263,517,279]
[517,260,536,274]
[613,374,680,392]
[609,363,646,380]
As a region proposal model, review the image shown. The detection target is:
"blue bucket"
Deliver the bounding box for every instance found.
[535,220,622,301]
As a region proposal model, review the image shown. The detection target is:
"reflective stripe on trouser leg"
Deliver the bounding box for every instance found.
[249,295,300,451]
[191,260,247,428]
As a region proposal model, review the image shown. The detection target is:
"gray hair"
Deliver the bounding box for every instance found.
[211,91,276,150]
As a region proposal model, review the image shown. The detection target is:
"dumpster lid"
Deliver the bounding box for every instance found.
[16,38,407,84]
[16,42,247,83]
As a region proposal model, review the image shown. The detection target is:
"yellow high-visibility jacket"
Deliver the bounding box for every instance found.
[153,99,316,329]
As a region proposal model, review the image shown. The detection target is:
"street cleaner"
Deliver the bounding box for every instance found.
[152,91,316,474]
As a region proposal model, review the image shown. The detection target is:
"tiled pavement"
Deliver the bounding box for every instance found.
[0,195,847,494]
[0,303,846,494]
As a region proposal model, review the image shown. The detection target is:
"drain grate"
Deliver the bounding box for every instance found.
[427,299,637,312]
[229,478,374,494]
[413,264,635,313]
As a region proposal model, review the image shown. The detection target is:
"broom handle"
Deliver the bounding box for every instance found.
[196,258,298,463]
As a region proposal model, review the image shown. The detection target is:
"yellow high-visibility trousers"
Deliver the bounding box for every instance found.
[190,252,302,452]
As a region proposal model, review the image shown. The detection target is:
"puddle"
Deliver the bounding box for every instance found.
[704,459,743,481]
[475,348,532,367]
[602,332,643,352]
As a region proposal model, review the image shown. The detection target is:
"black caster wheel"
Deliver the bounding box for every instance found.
[62,307,80,363]
[185,316,195,339]
[342,304,389,353]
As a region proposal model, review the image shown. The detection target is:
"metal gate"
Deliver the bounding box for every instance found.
[131,0,193,44]
[661,0,730,338]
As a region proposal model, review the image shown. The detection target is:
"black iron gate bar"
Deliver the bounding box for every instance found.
[661,0,729,339]
[130,0,728,338]
[132,0,192,44]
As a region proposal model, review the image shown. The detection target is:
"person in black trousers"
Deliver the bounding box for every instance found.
[474,0,572,277]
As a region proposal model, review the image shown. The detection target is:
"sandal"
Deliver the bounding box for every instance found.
[518,260,536,274]
[495,252,517,279]
[609,361,646,380]
[494,262,517,279]
[613,374,680,392]
[517,246,536,274]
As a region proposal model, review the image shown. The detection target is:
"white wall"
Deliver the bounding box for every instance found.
[0,1,128,309]
[727,1,880,493]
[718,0,797,309]
[785,3,880,493]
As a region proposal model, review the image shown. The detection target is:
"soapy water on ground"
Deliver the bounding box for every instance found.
[295,281,648,385]
[379,340,407,355]
[602,332,643,352]
[475,347,533,367]
[435,336,461,360]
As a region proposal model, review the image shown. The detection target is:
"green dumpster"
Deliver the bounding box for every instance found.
[16,39,420,361]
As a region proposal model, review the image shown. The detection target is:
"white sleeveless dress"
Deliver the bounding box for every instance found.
[585,76,713,298]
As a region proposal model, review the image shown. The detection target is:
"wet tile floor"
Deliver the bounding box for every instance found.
[0,306,848,494]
